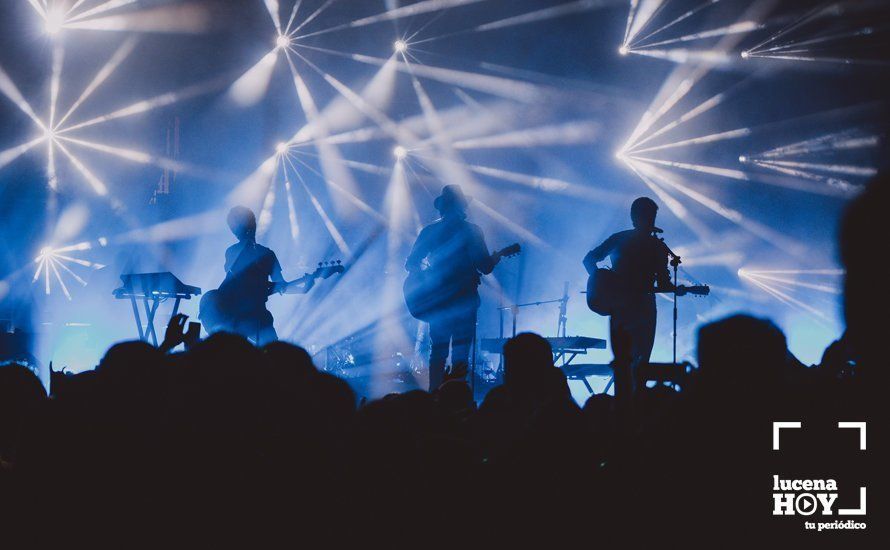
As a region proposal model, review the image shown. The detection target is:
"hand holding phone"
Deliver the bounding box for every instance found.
[184,321,201,350]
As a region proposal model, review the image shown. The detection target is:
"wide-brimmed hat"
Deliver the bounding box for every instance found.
[434,184,471,213]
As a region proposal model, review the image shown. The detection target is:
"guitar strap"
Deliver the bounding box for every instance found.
[434,226,477,279]
[220,242,262,303]
[228,241,257,277]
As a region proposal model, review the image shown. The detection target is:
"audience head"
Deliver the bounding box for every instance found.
[697,314,788,390]
[503,332,554,389]
[262,341,317,382]
[436,379,475,415]
[96,341,163,376]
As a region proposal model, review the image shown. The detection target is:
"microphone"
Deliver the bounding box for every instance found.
[652,226,664,234]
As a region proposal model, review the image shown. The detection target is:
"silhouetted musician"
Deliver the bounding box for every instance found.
[214,206,311,345]
[406,185,498,391]
[584,197,677,400]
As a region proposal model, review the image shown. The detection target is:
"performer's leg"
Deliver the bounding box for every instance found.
[230,318,252,342]
[610,315,634,399]
[253,309,277,347]
[257,323,278,347]
[630,297,657,390]
[428,318,450,392]
[448,306,477,382]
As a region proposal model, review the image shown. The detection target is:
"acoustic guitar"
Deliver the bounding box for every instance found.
[404,243,521,321]
[586,267,709,316]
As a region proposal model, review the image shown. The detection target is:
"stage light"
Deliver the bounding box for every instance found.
[618,45,629,56]
[452,121,600,150]
[739,155,747,163]
[393,145,407,160]
[311,48,544,102]
[740,50,749,59]
[615,149,626,161]
[637,21,760,50]
[276,142,289,155]
[394,40,408,53]
[45,9,65,36]
[629,127,751,155]
[276,33,291,50]
[32,242,104,299]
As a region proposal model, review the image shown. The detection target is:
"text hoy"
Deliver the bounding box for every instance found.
[772,475,866,516]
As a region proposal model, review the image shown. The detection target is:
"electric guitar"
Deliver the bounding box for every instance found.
[585,267,709,316]
[267,261,344,295]
[199,261,344,331]
[404,243,521,321]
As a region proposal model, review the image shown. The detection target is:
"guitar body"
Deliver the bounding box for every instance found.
[198,288,273,334]
[404,243,521,322]
[586,267,623,316]
[403,269,448,322]
[199,261,344,333]
[403,269,476,321]
[586,268,711,316]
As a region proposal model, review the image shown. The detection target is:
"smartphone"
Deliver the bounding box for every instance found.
[186,321,201,341]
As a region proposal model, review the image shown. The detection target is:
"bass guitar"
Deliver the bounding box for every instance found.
[404,243,521,321]
[199,261,344,331]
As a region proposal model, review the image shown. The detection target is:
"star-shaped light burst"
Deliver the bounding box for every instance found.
[0,41,128,195]
[0,31,224,198]
[29,0,147,38]
[1,1,228,198]
[32,241,106,299]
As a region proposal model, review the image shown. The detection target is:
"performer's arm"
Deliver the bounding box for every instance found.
[270,253,286,284]
[655,242,677,292]
[469,225,497,275]
[583,234,616,274]
[224,246,236,274]
[270,251,314,294]
[405,228,428,272]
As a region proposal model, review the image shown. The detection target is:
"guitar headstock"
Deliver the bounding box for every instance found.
[497,243,521,258]
[313,260,345,279]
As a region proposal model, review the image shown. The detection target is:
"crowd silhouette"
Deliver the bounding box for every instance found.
[1,175,884,545]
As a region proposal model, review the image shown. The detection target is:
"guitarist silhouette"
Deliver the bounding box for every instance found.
[209,206,313,345]
[583,197,679,403]
[406,185,501,391]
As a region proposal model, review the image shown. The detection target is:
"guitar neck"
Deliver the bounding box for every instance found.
[269,263,344,295]
[493,243,521,260]
[655,285,709,295]
[269,274,313,296]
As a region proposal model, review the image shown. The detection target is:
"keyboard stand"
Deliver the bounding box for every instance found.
[125,292,182,347]
[114,272,200,347]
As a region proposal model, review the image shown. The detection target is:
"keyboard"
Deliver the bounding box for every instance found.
[113,272,201,300]
[480,335,606,354]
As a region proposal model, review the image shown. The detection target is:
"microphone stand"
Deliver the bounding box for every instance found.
[671,253,681,366]
[656,233,682,366]
[557,282,569,366]
[497,297,568,337]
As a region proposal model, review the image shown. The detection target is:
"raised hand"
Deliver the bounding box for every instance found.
[161,313,189,353]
